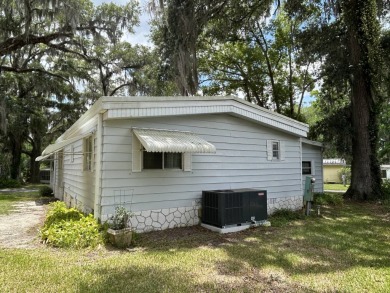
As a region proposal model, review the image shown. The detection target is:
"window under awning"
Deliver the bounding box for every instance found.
[132,128,216,153]
[36,133,93,162]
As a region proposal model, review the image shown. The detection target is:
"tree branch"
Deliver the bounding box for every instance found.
[109,82,134,96]
[0,66,71,82]
[0,32,74,57]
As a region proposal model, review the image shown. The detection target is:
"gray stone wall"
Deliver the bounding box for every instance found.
[129,206,200,233]
[267,195,303,214]
[108,195,303,233]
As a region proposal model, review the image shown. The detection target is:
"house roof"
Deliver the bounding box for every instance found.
[56,96,309,143]
[301,138,323,148]
[323,158,346,165]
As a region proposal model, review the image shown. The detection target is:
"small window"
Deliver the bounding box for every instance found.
[84,136,94,171]
[143,150,182,170]
[272,141,280,159]
[70,145,74,163]
[58,151,64,170]
[267,140,285,161]
[302,161,312,175]
[381,170,387,179]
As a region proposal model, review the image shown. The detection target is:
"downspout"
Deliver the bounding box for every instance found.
[94,112,104,219]
[300,138,303,196]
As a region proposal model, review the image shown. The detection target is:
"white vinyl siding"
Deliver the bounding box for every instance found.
[302,142,323,193]
[101,114,302,215]
[132,134,142,172]
[51,122,98,214]
[183,153,192,171]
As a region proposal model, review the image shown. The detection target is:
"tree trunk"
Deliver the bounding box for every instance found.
[10,137,22,180]
[343,0,382,200]
[29,139,41,183]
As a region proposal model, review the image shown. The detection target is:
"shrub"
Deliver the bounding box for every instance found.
[337,167,351,184]
[41,201,104,249]
[39,185,53,197]
[381,180,390,207]
[269,208,304,227]
[314,192,344,206]
[110,206,133,230]
[0,178,22,189]
[43,201,83,227]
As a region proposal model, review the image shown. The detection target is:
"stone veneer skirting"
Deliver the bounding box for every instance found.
[129,206,200,233]
[127,195,303,233]
[267,195,303,214]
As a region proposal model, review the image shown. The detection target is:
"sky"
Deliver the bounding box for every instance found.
[92,0,152,46]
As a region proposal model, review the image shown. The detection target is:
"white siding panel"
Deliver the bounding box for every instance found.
[101,114,303,212]
[302,142,323,193]
[183,153,192,171]
[59,126,97,213]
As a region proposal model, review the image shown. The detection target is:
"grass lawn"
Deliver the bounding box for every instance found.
[324,183,349,191]
[1,201,390,292]
[0,190,41,215]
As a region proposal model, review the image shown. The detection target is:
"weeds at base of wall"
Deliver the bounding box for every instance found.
[269,209,305,227]
[40,201,106,249]
[314,192,344,206]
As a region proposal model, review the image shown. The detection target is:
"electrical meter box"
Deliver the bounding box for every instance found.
[303,176,315,202]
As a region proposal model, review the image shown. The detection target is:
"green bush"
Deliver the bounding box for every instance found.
[337,167,351,184]
[110,206,133,230]
[314,192,344,206]
[381,180,390,207]
[0,178,22,189]
[39,185,53,197]
[269,208,304,227]
[41,201,104,249]
[43,201,83,227]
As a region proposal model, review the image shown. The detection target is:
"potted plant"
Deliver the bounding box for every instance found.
[107,206,133,248]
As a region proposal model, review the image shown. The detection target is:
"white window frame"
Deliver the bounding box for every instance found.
[132,134,192,172]
[267,140,285,161]
[302,160,315,175]
[70,145,74,163]
[142,149,183,170]
[272,141,280,160]
[83,136,94,172]
[58,150,64,170]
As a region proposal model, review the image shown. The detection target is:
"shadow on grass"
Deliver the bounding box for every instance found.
[222,203,390,275]
[76,253,317,293]
[76,264,196,293]
[132,202,390,277]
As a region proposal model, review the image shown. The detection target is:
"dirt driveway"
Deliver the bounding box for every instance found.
[0,199,48,249]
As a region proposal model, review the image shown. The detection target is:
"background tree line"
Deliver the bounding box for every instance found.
[0,0,389,200]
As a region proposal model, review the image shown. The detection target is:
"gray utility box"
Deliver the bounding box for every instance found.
[202,188,267,228]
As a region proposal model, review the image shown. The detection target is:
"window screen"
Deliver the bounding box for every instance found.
[302,161,312,175]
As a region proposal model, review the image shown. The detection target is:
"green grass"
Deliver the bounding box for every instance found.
[324,183,349,191]
[1,202,390,292]
[0,189,41,215]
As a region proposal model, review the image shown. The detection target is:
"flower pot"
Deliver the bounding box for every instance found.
[107,227,133,248]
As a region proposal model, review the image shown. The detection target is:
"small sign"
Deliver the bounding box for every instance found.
[258,192,264,196]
